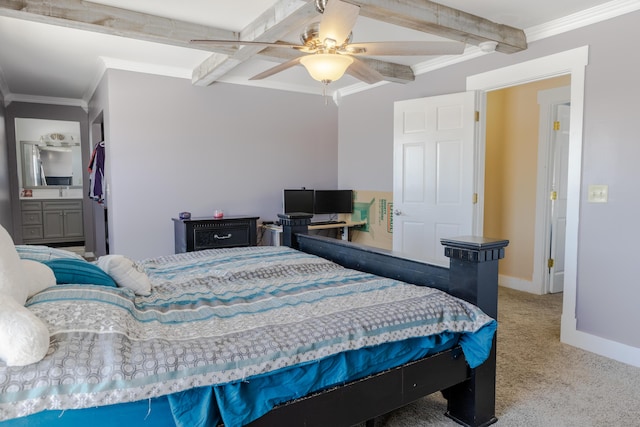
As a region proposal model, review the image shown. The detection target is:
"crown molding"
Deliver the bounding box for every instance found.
[3,92,88,110]
[525,0,640,42]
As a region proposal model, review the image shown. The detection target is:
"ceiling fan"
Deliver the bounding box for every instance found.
[191,0,466,85]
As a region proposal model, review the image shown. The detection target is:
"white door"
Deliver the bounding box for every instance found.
[393,91,479,266]
[549,104,570,293]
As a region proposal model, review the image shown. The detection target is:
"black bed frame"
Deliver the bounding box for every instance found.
[247,214,508,427]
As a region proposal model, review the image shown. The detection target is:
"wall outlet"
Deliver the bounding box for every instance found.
[588,184,608,203]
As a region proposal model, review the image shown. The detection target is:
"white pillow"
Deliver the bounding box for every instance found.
[96,255,152,296]
[21,260,56,298]
[0,225,27,305]
[15,244,85,262]
[0,292,50,366]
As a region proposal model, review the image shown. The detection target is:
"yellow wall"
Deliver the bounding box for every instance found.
[484,76,571,281]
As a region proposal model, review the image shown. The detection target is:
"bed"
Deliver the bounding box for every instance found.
[0,216,508,427]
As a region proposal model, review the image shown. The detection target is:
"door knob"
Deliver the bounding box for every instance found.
[394,209,402,216]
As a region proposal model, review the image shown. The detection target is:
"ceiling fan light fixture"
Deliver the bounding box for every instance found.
[300,53,353,83]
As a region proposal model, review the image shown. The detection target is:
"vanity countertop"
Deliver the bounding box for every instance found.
[20,187,83,200]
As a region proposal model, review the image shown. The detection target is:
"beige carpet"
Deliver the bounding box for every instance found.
[366,287,640,427]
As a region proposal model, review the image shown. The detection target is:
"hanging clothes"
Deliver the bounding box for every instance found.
[88,141,106,204]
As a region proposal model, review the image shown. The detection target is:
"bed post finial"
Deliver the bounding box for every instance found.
[441,235,508,319]
[278,213,312,249]
[441,235,508,427]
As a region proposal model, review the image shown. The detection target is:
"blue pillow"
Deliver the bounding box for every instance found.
[42,259,117,287]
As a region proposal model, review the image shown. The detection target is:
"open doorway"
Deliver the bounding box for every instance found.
[484,77,571,295]
[88,113,108,258]
[467,46,589,350]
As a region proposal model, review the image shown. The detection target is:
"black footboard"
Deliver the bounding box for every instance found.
[275,214,508,427]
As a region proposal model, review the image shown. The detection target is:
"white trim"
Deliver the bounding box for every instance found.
[533,86,571,295]
[466,46,588,91]
[499,276,540,295]
[3,92,88,110]
[526,0,640,42]
[464,47,640,367]
[561,316,640,368]
[473,90,486,235]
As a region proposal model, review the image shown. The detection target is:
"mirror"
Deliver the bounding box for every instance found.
[15,118,83,189]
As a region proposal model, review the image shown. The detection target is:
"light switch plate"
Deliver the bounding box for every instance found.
[588,184,608,203]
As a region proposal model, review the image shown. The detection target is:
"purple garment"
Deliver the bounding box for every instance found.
[88,141,105,203]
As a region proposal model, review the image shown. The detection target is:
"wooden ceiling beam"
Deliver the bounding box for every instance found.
[192,0,318,87]
[0,0,235,57]
[346,0,527,54]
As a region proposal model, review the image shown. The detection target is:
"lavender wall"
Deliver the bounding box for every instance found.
[91,70,338,259]
[338,11,640,352]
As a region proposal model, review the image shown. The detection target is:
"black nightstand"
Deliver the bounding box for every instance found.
[172,216,259,253]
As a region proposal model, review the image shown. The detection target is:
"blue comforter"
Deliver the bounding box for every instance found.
[0,246,496,426]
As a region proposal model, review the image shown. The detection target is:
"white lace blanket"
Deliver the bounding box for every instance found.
[0,246,494,421]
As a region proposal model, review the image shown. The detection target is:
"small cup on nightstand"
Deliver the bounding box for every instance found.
[213,210,224,219]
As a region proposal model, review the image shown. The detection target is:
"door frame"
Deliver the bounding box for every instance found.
[467,46,587,349]
[534,86,571,295]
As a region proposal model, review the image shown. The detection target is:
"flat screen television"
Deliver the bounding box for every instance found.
[314,190,354,214]
[283,189,315,214]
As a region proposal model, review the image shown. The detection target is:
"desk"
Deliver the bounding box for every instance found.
[260,221,366,246]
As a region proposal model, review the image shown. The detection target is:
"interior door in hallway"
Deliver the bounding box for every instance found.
[548,103,570,293]
[393,91,479,266]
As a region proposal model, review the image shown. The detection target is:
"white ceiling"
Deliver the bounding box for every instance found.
[0,0,634,106]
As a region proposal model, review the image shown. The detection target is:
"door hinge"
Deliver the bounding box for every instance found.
[475,111,480,122]
[550,191,558,201]
[472,193,478,204]
[553,121,561,131]
[548,258,555,268]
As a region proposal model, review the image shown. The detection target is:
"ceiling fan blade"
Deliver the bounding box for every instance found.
[346,57,384,84]
[346,41,466,56]
[190,39,307,50]
[249,57,303,80]
[319,0,360,45]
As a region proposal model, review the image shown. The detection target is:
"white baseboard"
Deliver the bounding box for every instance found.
[499,275,640,367]
[498,274,543,295]
[561,315,640,368]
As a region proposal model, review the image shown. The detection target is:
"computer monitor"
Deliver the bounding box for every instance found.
[283,189,315,214]
[314,190,354,214]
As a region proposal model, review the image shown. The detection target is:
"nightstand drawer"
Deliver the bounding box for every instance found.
[173,216,259,253]
[193,226,250,250]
